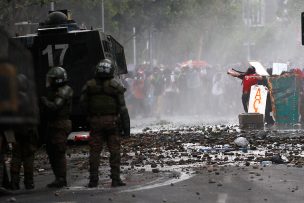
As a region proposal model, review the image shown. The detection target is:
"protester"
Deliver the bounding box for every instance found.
[131,70,147,117]
[227,66,259,113]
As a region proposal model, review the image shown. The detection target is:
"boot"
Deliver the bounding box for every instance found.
[110,166,125,187]
[88,180,98,188]
[111,178,126,187]
[47,178,67,188]
[24,173,34,190]
[23,155,35,190]
[87,174,98,188]
[9,173,20,190]
[48,156,67,188]
[25,183,34,190]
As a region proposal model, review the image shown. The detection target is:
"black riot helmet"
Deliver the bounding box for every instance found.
[95,59,115,79]
[46,66,68,87]
[45,11,68,26]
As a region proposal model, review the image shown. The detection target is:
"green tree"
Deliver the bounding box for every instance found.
[0,0,251,64]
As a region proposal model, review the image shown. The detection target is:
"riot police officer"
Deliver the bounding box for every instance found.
[40,67,73,188]
[10,74,39,190]
[80,59,130,188]
[0,28,39,195]
[10,127,38,190]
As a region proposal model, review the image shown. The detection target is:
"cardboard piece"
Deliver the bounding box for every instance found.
[249,61,269,76]
[272,63,287,75]
[248,85,268,115]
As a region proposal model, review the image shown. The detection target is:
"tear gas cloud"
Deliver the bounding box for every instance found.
[8,0,304,122]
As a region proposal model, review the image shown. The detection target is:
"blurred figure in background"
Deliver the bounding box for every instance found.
[186,67,202,115]
[177,66,190,115]
[131,70,146,117]
[150,67,165,117]
[211,72,225,115]
[162,67,179,115]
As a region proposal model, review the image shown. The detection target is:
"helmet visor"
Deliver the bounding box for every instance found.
[97,62,112,73]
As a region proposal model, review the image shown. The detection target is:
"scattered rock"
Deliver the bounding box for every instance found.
[207,166,213,172]
[152,168,160,173]
[142,127,151,132]
[234,137,249,148]
[151,163,157,168]
[209,179,216,183]
[271,154,284,164]
[7,197,16,202]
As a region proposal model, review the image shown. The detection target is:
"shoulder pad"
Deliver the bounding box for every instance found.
[109,79,126,93]
[58,85,73,99]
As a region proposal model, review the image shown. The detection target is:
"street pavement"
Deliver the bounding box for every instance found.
[1,164,303,203]
[1,116,304,202]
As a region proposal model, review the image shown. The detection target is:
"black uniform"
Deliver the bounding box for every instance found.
[81,63,130,188]
[41,83,73,188]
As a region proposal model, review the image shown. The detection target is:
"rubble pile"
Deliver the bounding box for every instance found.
[32,124,304,177]
[121,124,304,170]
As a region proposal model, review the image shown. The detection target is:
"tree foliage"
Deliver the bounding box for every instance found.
[1,0,302,65]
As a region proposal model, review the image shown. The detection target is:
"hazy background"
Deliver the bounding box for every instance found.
[2,0,304,66]
[1,0,304,120]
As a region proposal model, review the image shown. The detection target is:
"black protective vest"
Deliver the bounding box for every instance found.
[87,79,118,115]
[46,85,73,120]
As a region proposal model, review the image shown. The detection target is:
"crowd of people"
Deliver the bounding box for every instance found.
[122,64,242,119]
[124,61,304,125]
